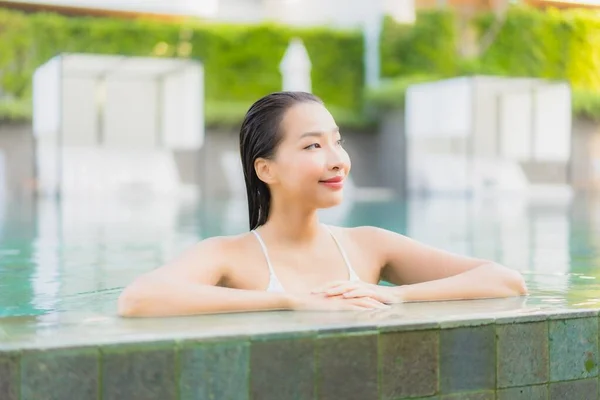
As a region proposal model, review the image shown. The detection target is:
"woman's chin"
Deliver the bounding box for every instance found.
[318,193,345,209]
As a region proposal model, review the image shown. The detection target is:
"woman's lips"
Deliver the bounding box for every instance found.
[319,176,344,189]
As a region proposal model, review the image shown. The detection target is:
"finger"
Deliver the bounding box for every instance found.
[344,304,372,311]
[330,300,370,311]
[342,289,372,299]
[363,298,391,309]
[343,289,389,305]
[343,288,396,304]
[311,281,348,294]
[351,297,389,309]
[323,283,359,297]
[361,297,389,307]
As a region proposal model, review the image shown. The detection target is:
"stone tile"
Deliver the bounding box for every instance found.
[549,317,598,381]
[547,309,598,320]
[497,385,548,400]
[495,312,549,324]
[440,325,495,394]
[250,337,314,400]
[440,391,494,400]
[0,351,20,400]
[380,330,438,399]
[317,325,378,335]
[378,320,440,333]
[180,340,249,400]
[250,329,316,341]
[549,378,598,400]
[497,321,548,388]
[316,333,378,400]
[101,343,176,400]
[21,348,99,400]
[439,317,496,329]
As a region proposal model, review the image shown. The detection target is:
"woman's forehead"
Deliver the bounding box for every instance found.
[281,102,337,137]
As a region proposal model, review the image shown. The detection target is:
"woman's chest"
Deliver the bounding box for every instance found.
[226,241,382,293]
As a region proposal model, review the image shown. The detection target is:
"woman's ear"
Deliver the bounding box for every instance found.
[254,158,277,185]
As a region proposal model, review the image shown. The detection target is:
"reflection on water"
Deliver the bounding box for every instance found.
[1,192,600,318]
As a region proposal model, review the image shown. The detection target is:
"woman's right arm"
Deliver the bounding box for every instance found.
[117,237,292,317]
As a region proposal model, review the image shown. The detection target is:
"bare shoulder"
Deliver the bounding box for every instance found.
[334,225,413,261]
[147,233,255,285]
[192,234,245,255]
[328,225,390,274]
[338,225,396,248]
[189,232,258,266]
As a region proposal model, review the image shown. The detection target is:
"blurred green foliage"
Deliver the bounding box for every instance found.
[473,6,600,88]
[3,5,600,126]
[0,8,365,128]
[572,89,600,122]
[373,6,600,121]
[381,11,458,77]
[365,73,443,111]
[0,99,31,123]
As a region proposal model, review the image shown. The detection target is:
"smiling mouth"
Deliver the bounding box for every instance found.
[319,176,344,183]
[319,176,344,189]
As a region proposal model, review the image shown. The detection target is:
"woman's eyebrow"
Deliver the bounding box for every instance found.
[298,127,340,140]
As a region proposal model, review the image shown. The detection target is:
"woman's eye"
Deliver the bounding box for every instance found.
[304,143,321,150]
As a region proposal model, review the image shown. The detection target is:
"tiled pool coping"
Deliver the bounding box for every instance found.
[1,298,599,399]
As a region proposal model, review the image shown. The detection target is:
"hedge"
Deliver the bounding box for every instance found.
[0,8,366,127]
[370,6,600,121]
[380,11,458,77]
[4,6,600,125]
[474,6,600,92]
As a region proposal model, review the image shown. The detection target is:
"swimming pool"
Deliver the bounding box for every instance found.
[1,193,599,399]
[1,193,598,317]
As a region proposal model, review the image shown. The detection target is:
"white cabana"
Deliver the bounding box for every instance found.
[405,76,572,197]
[33,53,204,199]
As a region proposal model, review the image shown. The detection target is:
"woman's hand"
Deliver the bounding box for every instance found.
[289,292,390,311]
[311,281,404,304]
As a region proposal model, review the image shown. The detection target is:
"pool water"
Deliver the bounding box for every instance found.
[2,192,600,319]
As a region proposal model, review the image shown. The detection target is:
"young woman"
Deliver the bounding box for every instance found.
[118,92,527,317]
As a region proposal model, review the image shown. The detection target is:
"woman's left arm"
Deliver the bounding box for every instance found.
[374,227,528,302]
[315,227,528,303]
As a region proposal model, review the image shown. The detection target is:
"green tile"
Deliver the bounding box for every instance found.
[101,343,176,400]
[440,326,495,394]
[378,321,439,333]
[180,340,249,400]
[497,321,548,388]
[250,337,314,400]
[439,317,496,329]
[549,378,598,399]
[250,329,316,341]
[549,317,598,381]
[318,324,378,335]
[440,391,494,400]
[497,385,547,400]
[380,330,438,399]
[0,351,19,400]
[21,348,98,400]
[548,309,598,320]
[316,333,378,400]
[495,312,549,324]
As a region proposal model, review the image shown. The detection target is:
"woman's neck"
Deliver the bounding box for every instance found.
[260,195,321,244]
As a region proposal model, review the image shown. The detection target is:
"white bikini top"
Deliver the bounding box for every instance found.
[251,225,361,293]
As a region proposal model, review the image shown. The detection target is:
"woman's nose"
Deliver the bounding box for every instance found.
[327,146,347,171]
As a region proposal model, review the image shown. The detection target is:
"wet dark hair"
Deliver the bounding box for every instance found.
[240,91,323,230]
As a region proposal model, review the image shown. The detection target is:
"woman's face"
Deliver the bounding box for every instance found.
[263,101,351,209]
